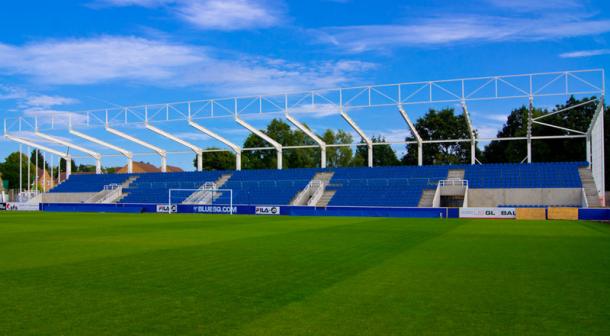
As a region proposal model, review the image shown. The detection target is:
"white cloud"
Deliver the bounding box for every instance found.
[484,0,582,12]
[177,0,284,31]
[290,103,341,118]
[97,0,172,7]
[0,36,374,95]
[96,0,284,31]
[559,49,610,58]
[0,85,28,100]
[315,14,610,53]
[0,37,204,85]
[25,95,79,107]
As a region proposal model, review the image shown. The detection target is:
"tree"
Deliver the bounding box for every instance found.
[77,164,97,173]
[321,129,354,168]
[29,149,49,171]
[401,108,477,165]
[0,152,35,190]
[483,96,597,163]
[354,136,400,167]
[58,158,77,173]
[242,119,319,169]
[193,149,236,170]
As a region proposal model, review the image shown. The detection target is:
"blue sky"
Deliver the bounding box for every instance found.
[0,0,609,170]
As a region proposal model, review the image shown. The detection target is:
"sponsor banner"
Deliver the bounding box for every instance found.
[156,204,177,213]
[255,206,280,215]
[459,207,516,219]
[5,203,40,211]
[192,205,238,214]
[0,203,6,211]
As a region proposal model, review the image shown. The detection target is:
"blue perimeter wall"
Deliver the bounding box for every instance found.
[40,203,457,218]
[38,203,610,220]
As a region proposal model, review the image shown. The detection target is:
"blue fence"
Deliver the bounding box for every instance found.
[38,203,609,220]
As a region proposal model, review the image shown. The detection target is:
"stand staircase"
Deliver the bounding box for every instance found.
[113,176,140,203]
[183,174,232,205]
[291,172,335,206]
[579,168,601,207]
[417,189,436,207]
[447,169,465,180]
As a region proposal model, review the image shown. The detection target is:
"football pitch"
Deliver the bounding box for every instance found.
[0,213,609,335]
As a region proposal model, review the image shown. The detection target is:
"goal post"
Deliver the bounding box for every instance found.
[168,188,234,214]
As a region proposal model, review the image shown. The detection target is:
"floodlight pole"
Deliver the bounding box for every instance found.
[235,115,283,169]
[285,111,327,168]
[35,123,102,174]
[106,124,168,172]
[5,134,72,177]
[398,105,423,166]
[188,118,242,170]
[341,107,373,167]
[145,117,204,171]
[461,101,476,165]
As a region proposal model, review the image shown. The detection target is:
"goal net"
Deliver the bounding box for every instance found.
[168,186,234,214]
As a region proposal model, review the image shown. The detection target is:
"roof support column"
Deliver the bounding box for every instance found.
[285,112,326,168]
[461,102,476,165]
[105,125,167,172]
[398,105,423,166]
[145,121,204,171]
[34,119,102,174]
[69,116,133,173]
[527,96,534,163]
[35,130,102,174]
[5,134,72,178]
[235,116,283,169]
[188,119,242,171]
[341,108,372,167]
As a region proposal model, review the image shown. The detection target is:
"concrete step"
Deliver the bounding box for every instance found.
[418,189,436,207]
[121,176,139,188]
[579,167,601,207]
[316,190,336,207]
[447,169,465,180]
[292,172,335,206]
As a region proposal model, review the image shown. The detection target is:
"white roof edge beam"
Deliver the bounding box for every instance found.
[398,105,423,166]
[105,126,168,173]
[341,109,373,167]
[235,116,283,169]
[285,113,327,168]
[188,119,242,171]
[35,131,103,174]
[69,129,133,174]
[145,122,203,171]
[5,134,73,177]
[461,102,476,165]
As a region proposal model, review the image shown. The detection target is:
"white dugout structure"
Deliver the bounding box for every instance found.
[3,69,606,206]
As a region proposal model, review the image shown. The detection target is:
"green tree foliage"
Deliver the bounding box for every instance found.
[29,149,49,171]
[242,119,318,169]
[354,136,400,167]
[193,148,236,170]
[401,108,477,165]
[58,158,77,173]
[483,96,597,163]
[0,152,35,190]
[321,129,354,167]
[77,165,97,173]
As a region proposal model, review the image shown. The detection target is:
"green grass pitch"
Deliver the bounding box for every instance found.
[0,213,609,335]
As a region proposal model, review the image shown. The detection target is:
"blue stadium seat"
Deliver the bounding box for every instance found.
[49,174,130,193]
[49,162,587,207]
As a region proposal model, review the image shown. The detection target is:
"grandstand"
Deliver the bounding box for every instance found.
[44,161,595,209]
[2,69,606,217]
